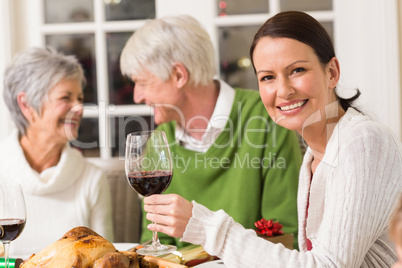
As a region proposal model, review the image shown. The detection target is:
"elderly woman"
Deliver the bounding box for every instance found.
[140,11,401,267]
[0,47,114,258]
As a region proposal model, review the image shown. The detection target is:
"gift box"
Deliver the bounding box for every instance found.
[255,218,294,249]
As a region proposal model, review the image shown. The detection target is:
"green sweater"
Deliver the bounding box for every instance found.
[140,88,302,249]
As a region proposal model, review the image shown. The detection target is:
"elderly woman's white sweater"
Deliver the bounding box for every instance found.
[0,130,114,259]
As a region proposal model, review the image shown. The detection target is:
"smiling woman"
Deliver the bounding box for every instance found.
[21,79,84,147]
[0,47,114,259]
[139,11,402,268]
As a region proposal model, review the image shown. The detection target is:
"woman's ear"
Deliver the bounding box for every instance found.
[171,62,188,89]
[17,92,36,122]
[327,57,340,89]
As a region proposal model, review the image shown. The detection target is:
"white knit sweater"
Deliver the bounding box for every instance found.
[0,130,114,259]
[181,108,402,267]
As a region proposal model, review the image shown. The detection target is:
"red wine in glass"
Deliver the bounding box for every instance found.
[0,219,26,242]
[127,170,173,196]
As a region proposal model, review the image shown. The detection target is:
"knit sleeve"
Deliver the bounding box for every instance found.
[182,201,324,267]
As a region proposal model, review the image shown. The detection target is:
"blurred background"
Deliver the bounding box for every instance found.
[0,0,400,159]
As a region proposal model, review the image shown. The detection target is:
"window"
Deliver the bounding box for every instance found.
[4,0,400,151]
[42,0,335,157]
[41,0,156,158]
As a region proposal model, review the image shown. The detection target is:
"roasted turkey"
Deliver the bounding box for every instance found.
[20,226,139,268]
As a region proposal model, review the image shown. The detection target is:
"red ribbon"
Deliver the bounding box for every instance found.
[254,218,283,237]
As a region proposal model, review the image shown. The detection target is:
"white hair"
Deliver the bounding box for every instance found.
[3,46,85,135]
[120,15,216,86]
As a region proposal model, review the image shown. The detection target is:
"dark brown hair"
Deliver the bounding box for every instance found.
[250,11,360,111]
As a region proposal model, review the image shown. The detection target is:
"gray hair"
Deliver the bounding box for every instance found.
[120,15,216,86]
[3,46,85,135]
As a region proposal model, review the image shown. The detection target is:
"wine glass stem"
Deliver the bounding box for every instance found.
[151,222,162,248]
[2,242,10,268]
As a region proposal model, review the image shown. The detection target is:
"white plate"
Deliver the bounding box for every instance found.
[193,260,226,267]
[112,243,139,251]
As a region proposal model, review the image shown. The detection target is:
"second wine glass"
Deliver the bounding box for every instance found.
[125,130,176,256]
[0,183,26,268]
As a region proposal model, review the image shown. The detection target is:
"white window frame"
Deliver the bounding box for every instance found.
[1,0,400,154]
[0,0,15,140]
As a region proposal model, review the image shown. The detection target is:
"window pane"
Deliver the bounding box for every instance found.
[110,116,155,157]
[219,26,260,90]
[107,32,134,105]
[217,0,269,16]
[46,34,98,104]
[105,0,155,21]
[71,118,100,157]
[280,0,332,11]
[44,0,93,23]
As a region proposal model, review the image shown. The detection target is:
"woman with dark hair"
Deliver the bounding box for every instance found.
[249,11,361,112]
[140,11,402,267]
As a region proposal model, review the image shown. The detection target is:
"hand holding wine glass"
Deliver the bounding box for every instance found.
[0,183,26,268]
[125,130,176,256]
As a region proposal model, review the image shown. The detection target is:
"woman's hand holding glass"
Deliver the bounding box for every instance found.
[143,194,193,238]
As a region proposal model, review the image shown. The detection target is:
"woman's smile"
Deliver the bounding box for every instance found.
[61,118,80,128]
[277,99,308,113]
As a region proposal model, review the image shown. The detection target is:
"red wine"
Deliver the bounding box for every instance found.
[0,219,26,242]
[127,170,173,196]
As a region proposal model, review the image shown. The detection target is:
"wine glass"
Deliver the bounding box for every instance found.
[0,183,26,268]
[125,130,176,256]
